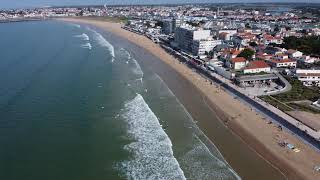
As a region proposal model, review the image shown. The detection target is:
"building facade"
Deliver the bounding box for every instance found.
[296,69,320,87]
[175,26,211,53]
[243,60,271,74]
[192,39,222,57]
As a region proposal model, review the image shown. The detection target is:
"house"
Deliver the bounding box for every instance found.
[226,57,247,70]
[295,55,317,64]
[264,46,284,55]
[218,29,237,41]
[286,49,303,59]
[268,59,297,68]
[233,33,256,46]
[256,52,273,61]
[296,69,320,87]
[273,53,289,61]
[220,49,242,60]
[262,34,283,45]
[243,60,271,74]
[219,32,231,41]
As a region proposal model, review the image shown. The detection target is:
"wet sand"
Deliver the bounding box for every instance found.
[60,18,320,180]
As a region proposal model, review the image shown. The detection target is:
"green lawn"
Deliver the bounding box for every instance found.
[270,76,319,102]
[77,16,129,24]
[260,76,320,113]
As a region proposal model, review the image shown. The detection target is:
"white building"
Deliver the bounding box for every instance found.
[286,49,303,59]
[217,29,237,41]
[243,60,271,74]
[226,57,247,70]
[296,69,320,87]
[273,53,289,61]
[192,39,222,58]
[295,55,317,64]
[162,19,174,34]
[175,25,211,53]
[162,18,182,35]
[262,34,283,45]
[268,59,297,68]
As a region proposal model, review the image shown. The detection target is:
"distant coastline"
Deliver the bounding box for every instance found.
[0,18,45,24]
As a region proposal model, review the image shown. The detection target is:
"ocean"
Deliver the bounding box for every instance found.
[0,20,240,179]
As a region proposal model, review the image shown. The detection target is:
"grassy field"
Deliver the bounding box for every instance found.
[74,16,130,24]
[271,76,319,102]
[260,75,320,113]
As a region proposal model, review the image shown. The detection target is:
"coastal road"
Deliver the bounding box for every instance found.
[191,63,320,151]
[159,43,320,151]
[266,71,292,95]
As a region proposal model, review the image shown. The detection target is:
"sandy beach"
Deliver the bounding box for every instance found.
[60,17,320,180]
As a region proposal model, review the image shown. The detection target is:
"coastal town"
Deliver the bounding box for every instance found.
[2,3,320,176]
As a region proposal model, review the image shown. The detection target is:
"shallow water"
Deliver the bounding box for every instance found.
[0,20,240,180]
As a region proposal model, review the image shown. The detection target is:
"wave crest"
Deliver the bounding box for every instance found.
[118,94,186,180]
[74,33,89,41]
[90,29,115,61]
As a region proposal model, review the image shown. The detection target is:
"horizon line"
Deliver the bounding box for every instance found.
[1,1,320,11]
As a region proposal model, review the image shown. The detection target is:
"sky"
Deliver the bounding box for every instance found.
[0,0,318,9]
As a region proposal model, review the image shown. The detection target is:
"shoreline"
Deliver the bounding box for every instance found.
[59,18,320,180]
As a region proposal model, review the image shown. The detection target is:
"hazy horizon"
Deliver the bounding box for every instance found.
[0,0,319,9]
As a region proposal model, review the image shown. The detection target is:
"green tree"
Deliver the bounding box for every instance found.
[274,25,280,32]
[245,23,251,29]
[249,41,258,47]
[281,36,320,56]
[237,48,255,60]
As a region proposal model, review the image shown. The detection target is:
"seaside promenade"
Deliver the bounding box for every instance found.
[161,44,320,151]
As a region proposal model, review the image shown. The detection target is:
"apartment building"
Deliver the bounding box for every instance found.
[296,69,320,87]
[175,25,211,53]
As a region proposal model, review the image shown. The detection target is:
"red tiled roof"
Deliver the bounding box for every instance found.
[281,59,296,63]
[230,49,241,55]
[286,49,297,54]
[270,59,296,63]
[276,53,287,57]
[219,32,229,35]
[231,57,246,63]
[245,60,270,69]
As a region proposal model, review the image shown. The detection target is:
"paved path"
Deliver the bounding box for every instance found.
[266,71,292,95]
[197,65,320,151]
[160,44,320,151]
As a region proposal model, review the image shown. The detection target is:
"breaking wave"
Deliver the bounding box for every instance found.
[131,57,144,78]
[80,42,92,50]
[120,48,144,78]
[69,23,80,28]
[90,29,115,61]
[152,74,241,180]
[118,94,186,180]
[74,33,89,41]
[180,135,241,180]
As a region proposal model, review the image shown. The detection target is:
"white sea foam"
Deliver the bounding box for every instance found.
[120,48,144,79]
[74,33,90,41]
[152,73,241,180]
[89,29,115,61]
[120,48,131,59]
[69,23,80,28]
[81,42,92,50]
[131,58,144,78]
[118,94,186,180]
[180,135,241,180]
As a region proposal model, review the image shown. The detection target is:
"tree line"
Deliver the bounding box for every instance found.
[279,36,320,57]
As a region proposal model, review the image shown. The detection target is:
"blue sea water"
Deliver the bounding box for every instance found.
[0,20,239,180]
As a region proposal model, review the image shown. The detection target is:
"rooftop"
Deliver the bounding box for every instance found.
[245,60,270,69]
[231,57,246,63]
